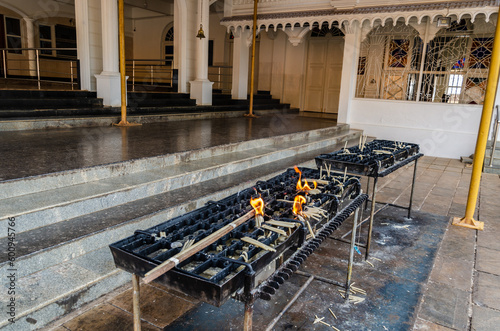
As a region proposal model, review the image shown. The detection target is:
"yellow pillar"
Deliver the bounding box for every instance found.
[245,0,259,118]
[452,9,500,230]
[115,0,140,127]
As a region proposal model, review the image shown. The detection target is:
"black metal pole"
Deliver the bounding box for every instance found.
[408,159,419,219]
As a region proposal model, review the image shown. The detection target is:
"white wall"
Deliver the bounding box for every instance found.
[350,98,483,158]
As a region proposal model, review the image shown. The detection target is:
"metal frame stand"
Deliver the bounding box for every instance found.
[345,207,360,300]
[364,157,419,259]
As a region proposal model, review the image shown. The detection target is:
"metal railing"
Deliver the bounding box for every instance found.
[0,48,79,90]
[209,65,232,93]
[126,59,174,91]
[489,105,500,167]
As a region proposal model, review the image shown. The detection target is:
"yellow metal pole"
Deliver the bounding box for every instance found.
[245,0,259,118]
[452,10,500,230]
[115,0,140,127]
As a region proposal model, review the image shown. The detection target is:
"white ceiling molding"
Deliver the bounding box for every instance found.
[221,1,499,33]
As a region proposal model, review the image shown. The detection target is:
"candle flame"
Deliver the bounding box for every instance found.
[294,166,317,192]
[292,195,307,215]
[250,196,265,216]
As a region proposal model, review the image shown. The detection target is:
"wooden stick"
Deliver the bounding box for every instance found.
[329,308,337,319]
[265,220,298,228]
[143,210,255,283]
[261,224,287,236]
[305,178,329,185]
[241,237,276,252]
[306,220,315,238]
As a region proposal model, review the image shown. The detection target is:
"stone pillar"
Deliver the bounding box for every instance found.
[95,0,121,106]
[75,0,91,90]
[338,21,361,124]
[231,27,251,100]
[23,18,36,77]
[190,0,213,105]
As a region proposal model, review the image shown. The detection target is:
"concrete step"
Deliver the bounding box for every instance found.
[0,125,355,234]
[0,130,362,330]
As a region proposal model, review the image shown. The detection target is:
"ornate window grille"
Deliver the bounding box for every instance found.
[356,18,495,105]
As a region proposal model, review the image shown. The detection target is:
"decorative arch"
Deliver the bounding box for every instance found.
[161,23,174,66]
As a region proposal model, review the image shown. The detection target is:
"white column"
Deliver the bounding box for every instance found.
[190,0,213,105]
[75,0,91,90]
[23,18,36,77]
[95,0,121,106]
[231,28,251,100]
[338,21,361,124]
[174,0,187,93]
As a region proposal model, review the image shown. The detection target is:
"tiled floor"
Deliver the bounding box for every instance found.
[43,157,500,330]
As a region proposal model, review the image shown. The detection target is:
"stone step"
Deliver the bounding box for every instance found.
[0,90,97,99]
[0,98,103,111]
[0,125,357,234]
[0,134,361,330]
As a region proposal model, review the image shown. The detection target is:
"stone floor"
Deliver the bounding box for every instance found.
[41,156,500,331]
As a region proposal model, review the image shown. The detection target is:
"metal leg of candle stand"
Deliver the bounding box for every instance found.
[364,177,371,209]
[244,301,254,331]
[365,177,378,260]
[132,274,141,331]
[346,207,359,301]
[407,158,419,219]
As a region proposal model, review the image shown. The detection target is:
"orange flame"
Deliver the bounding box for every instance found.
[250,196,265,216]
[294,166,317,192]
[292,195,307,215]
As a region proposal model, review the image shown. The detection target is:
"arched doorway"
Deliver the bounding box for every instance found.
[162,25,174,67]
[304,24,345,114]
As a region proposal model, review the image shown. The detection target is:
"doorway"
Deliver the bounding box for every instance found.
[304,35,344,114]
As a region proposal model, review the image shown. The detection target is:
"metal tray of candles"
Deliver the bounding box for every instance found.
[109,167,361,307]
[315,140,420,177]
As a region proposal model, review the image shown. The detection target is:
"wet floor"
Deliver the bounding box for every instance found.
[0,114,336,181]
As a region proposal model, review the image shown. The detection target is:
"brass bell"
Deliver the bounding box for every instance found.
[196,24,206,39]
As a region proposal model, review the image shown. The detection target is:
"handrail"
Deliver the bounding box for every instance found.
[125,58,174,91]
[0,47,79,90]
[489,105,500,166]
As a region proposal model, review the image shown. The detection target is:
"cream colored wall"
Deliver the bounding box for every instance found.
[132,16,172,59]
[209,11,227,65]
[257,32,273,91]
[257,30,305,108]
[282,39,305,108]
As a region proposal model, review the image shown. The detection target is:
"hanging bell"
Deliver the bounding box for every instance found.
[196,24,206,39]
